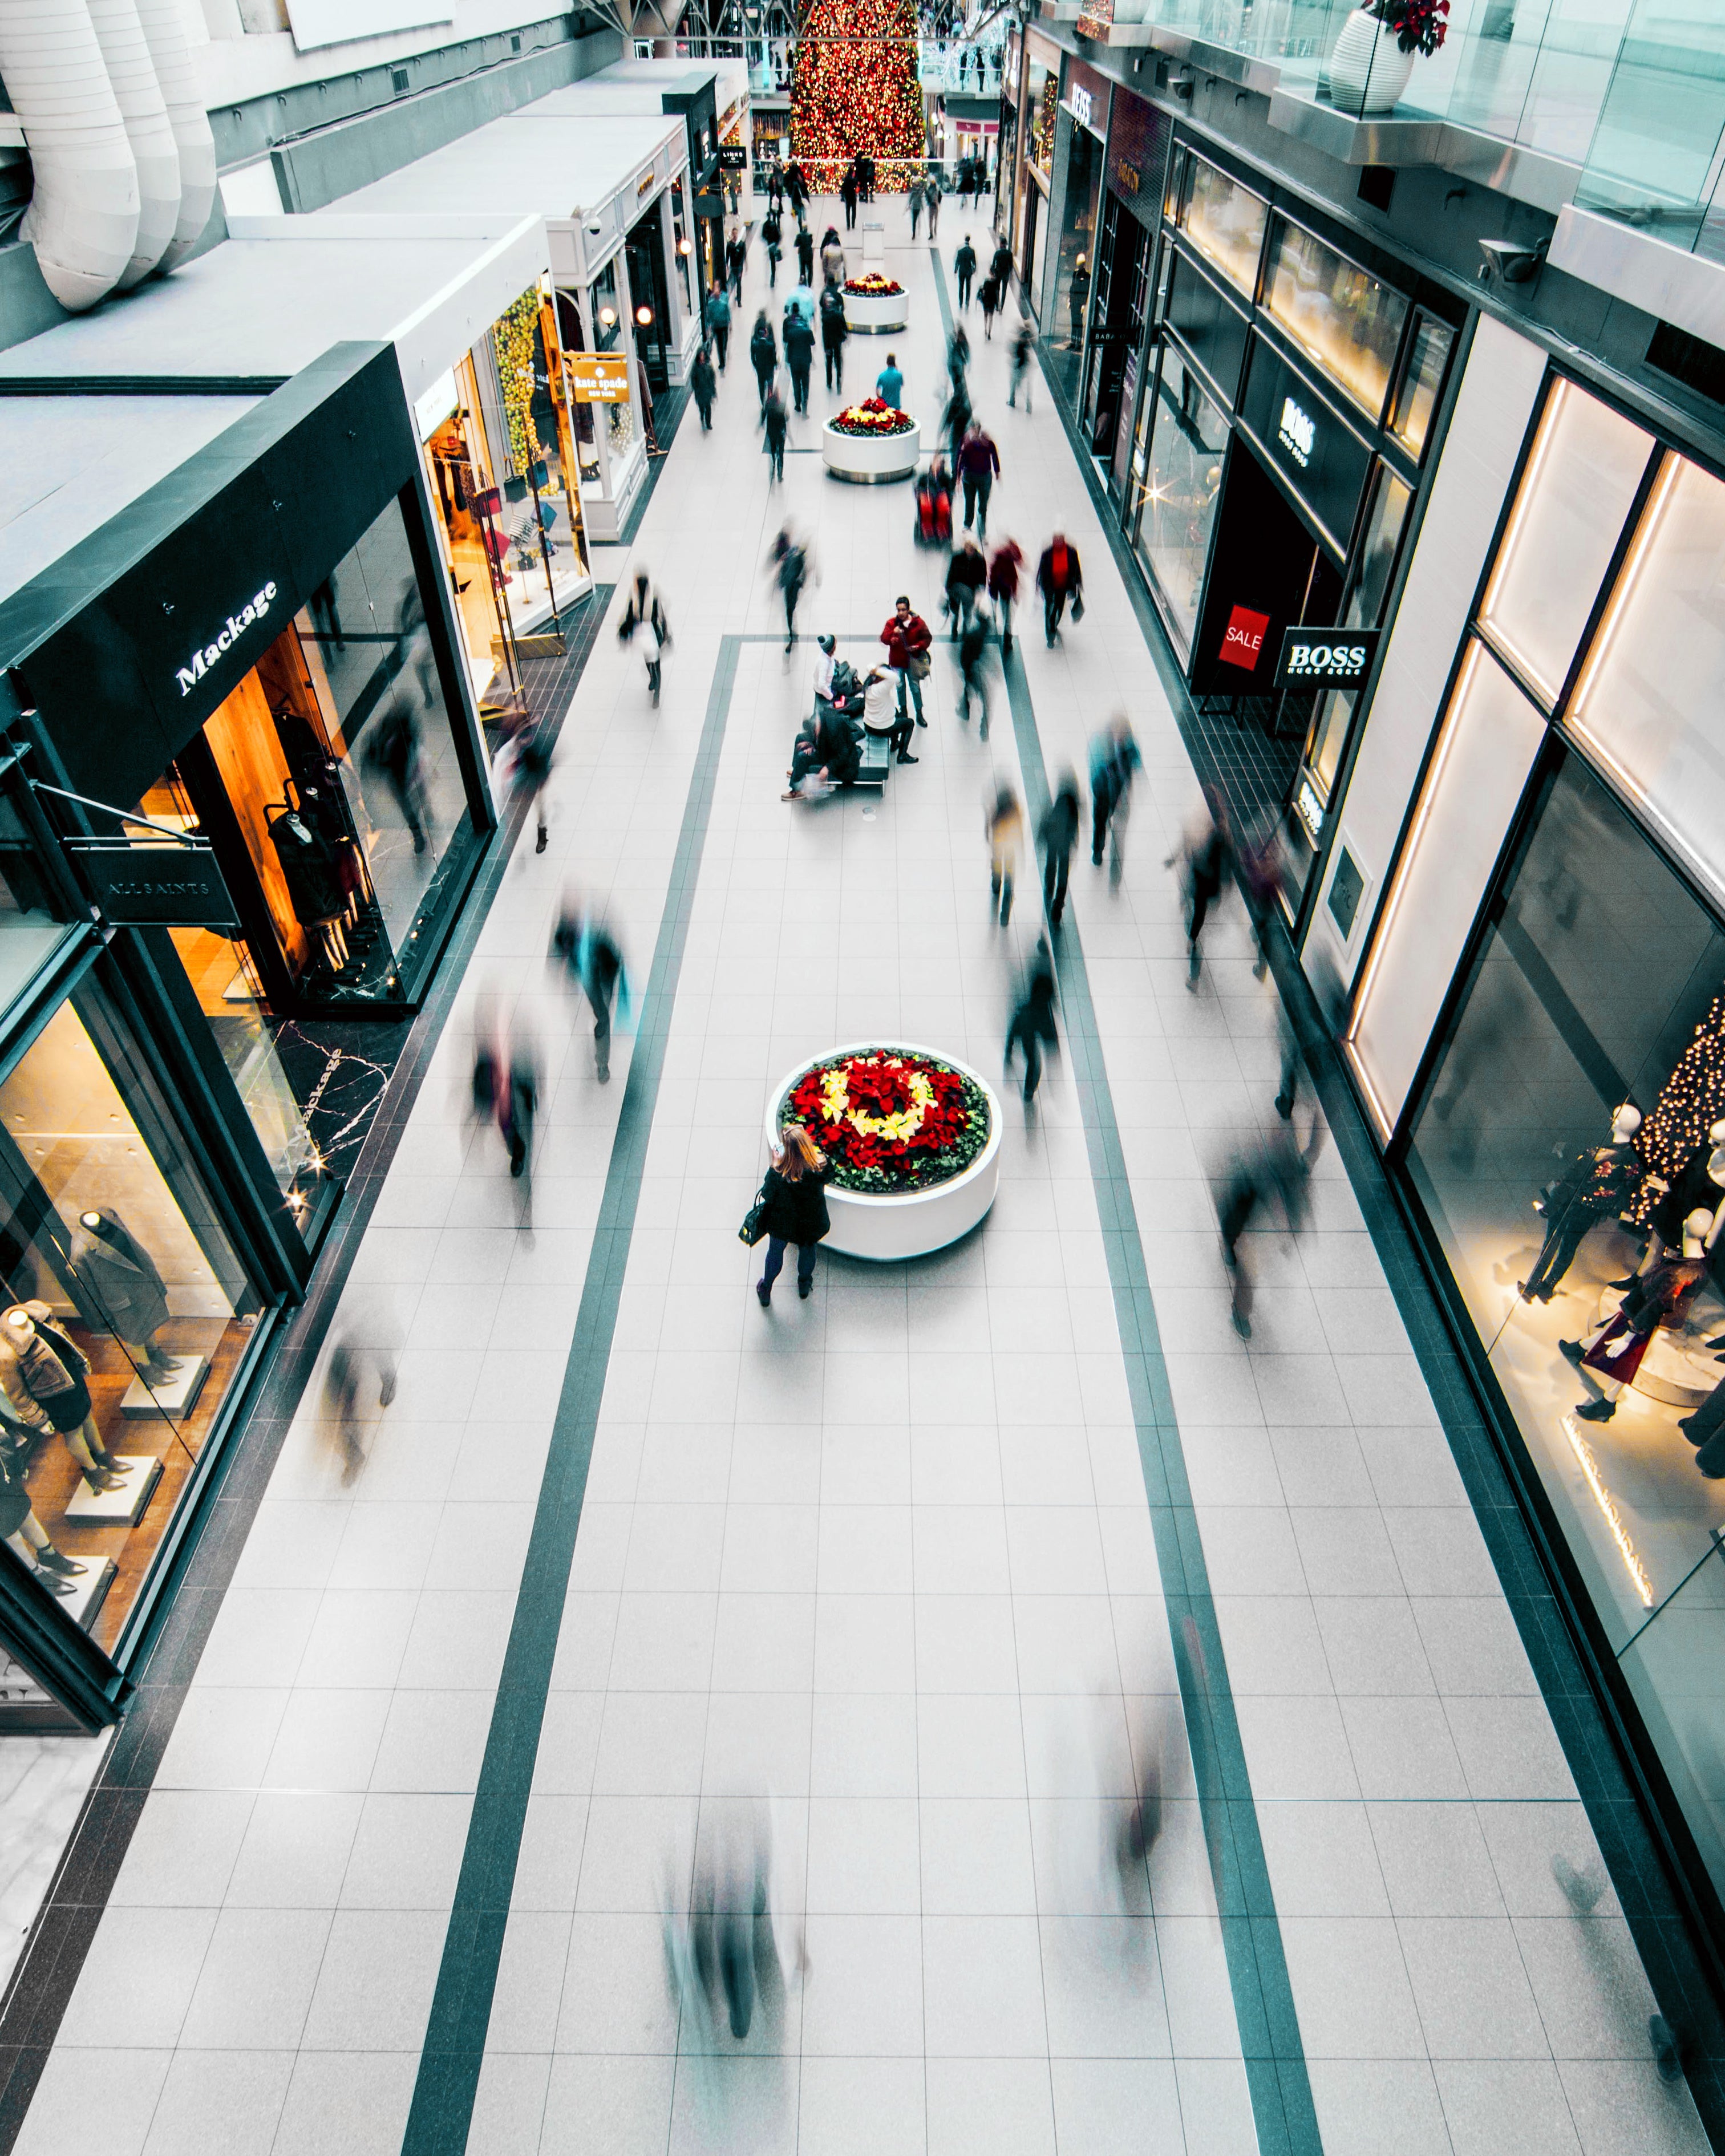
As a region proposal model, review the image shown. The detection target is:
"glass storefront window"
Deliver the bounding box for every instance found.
[1403,751,1725,1899]
[1131,357,1228,656]
[1479,375,1653,708]
[1346,465,1412,630]
[591,260,623,352]
[1388,313,1453,460]
[0,991,261,1654]
[1027,49,1056,175]
[485,289,588,634]
[1568,451,1725,911]
[1178,153,1267,301]
[670,179,694,317]
[1263,217,1409,424]
[0,794,75,1014]
[1050,120,1102,403]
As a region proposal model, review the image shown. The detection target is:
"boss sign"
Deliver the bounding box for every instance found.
[1273,627,1380,687]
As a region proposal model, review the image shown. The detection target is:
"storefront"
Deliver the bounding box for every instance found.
[1042,55,1110,407]
[1013,29,1060,318]
[994,22,1020,252]
[1120,139,1459,904]
[1323,356,1725,1934]
[0,343,492,1727]
[1078,87,1165,488]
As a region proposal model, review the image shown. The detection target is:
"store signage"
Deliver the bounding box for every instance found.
[174,582,280,698]
[718,144,748,171]
[1106,90,1169,233]
[69,840,241,931]
[1275,627,1380,687]
[1277,394,1316,468]
[566,354,631,403]
[1067,86,1094,129]
[1220,603,1271,672]
[637,171,657,198]
[1295,779,1325,842]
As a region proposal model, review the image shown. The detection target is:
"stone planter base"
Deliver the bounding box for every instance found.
[823,418,921,483]
[766,1045,1002,1259]
[844,286,909,334]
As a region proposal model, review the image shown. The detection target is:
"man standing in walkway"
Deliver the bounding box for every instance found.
[877,351,904,409]
[1036,530,1082,644]
[954,233,977,309]
[881,594,932,730]
[820,277,848,392]
[796,222,815,287]
[957,420,999,539]
[784,303,815,413]
[726,226,748,301]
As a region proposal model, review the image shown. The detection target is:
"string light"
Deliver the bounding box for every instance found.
[1563,1415,1654,1607]
[791,0,925,194]
[1632,992,1725,1226]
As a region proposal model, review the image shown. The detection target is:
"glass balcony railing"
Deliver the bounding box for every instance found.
[1572,0,1725,260]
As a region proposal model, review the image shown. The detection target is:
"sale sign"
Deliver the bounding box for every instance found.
[1220,604,1271,672]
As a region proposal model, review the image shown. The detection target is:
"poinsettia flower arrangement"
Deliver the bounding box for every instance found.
[788,1049,990,1192]
[1366,0,1448,54]
[845,273,905,295]
[831,397,914,437]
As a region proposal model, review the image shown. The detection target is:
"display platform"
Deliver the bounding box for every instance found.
[844,285,909,333]
[766,1043,1001,1260]
[822,419,921,484]
[64,1454,162,1525]
[45,1555,115,1631]
[120,1353,209,1419]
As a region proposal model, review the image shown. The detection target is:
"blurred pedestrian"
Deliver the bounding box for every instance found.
[1039,767,1081,927]
[1168,784,1232,982]
[619,571,670,705]
[979,272,1001,339]
[552,897,630,1083]
[753,1122,832,1303]
[958,598,991,733]
[945,535,986,640]
[926,172,941,238]
[1242,825,1282,980]
[947,320,970,389]
[820,227,847,286]
[988,536,1022,654]
[1005,934,1059,1102]
[796,224,815,285]
[768,525,814,649]
[763,207,782,287]
[750,310,779,411]
[501,710,554,855]
[1217,1123,1314,1339]
[1036,530,1083,644]
[1009,317,1035,410]
[986,780,1021,922]
[841,164,859,229]
[909,174,924,238]
[958,420,999,538]
[1275,999,1301,1123]
[784,303,815,411]
[942,373,971,468]
[365,701,432,854]
[691,343,717,431]
[726,225,747,300]
[820,275,848,391]
[322,1304,400,1485]
[763,378,788,483]
[954,233,977,307]
[704,285,732,371]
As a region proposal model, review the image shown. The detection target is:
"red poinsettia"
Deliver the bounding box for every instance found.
[787,1049,987,1194]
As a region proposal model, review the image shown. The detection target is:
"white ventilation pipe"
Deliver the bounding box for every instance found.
[133,0,213,269]
[87,0,180,287]
[0,0,140,310]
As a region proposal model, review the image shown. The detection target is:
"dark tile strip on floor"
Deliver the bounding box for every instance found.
[1002,646,1323,2156]
[400,634,741,2154]
[1030,311,1725,2141]
[0,590,616,2154]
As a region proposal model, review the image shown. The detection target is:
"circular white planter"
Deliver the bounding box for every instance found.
[844,285,909,333]
[822,417,921,483]
[1329,10,1416,115]
[766,1044,1002,1261]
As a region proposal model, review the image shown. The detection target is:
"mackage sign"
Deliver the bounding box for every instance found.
[175,580,280,698]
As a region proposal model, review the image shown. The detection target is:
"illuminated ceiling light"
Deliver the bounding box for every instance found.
[1563,1414,1654,1608]
[598,306,618,327]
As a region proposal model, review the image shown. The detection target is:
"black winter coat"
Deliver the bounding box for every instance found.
[759,1162,832,1245]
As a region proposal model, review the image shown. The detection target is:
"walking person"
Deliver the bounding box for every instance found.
[763,378,789,484]
[499,1028,540,1230]
[909,176,924,239]
[986,780,1022,924]
[988,536,1022,655]
[841,164,859,230]
[1009,317,1035,409]
[1217,1124,1314,1339]
[954,233,977,308]
[752,1122,832,1304]
[552,898,629,1083]
[926,175,941,238]
[958,599,992,734]
[990,237,1014,294]
[947,321,970,390]
[958,420,999,538]
[796,223,815,286]
[784,303,815,412]
[945,535,986,641]
[750,309,779,411]
[820,227,847,286]
[1168,784,1231,981]
[820,276,848,391]
[726,226,748,301]
[763,208,782,288]
[1004,935,1059,1104]
[880,594,932,730]
[704,285,732,371]
[690,343,717,431]
[620,571,670,706]
[1036,530,1083,645]
[769,525,813,647]
[979,272,1001,339]
[942,374,971,469]
[1039,767,1081,927]
[877,351,905,408]
[501,710,554,854]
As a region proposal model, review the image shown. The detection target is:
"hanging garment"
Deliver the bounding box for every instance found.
[70,1210,169,1344]
[268,810,346,925]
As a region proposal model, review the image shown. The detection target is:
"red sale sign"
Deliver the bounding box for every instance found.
[1220,604,1271,671]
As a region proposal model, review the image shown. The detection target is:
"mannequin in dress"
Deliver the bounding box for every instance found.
[70,1210,174,1376]
[0,1426,86,1596]
[1519,1103,1644,1304]
[1562,1209,1715,1424]
[0,1303,125,1492]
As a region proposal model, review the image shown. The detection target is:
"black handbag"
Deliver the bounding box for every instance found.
[739,1182,770,1246]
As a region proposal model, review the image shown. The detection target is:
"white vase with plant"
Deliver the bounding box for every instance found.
[1329,0,1450,117]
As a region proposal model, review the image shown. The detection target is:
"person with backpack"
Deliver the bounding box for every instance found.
[819,277,848,392]
[690,343,717,432]
[784,305,815,413]
[704,285,732,371]
[763,379,789,485]
[750,309,779,411]
[795,224,815,286]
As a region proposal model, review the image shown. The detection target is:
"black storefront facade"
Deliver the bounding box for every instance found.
[0,342,493,1729]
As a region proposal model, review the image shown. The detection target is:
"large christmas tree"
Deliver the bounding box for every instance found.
[790,0,926,194]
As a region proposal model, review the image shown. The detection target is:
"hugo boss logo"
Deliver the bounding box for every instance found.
[175,581,280,696]
[1274,626,1379,688]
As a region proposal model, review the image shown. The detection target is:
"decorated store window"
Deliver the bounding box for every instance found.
[1262,215,1408,424]
[1177,154,1268,302]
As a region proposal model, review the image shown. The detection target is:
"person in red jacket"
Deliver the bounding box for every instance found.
[1036,532,1083,646]
[988,538,1023,655]
[881,594,932,728]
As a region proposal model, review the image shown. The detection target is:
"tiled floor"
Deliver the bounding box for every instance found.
[6,205,1714,2156]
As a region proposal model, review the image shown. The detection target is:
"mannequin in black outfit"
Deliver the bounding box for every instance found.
[1519,1104,1644,1303]
[71,1209,174,1374]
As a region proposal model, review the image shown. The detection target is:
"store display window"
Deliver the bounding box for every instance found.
[1130,355,1227,656]
[0,988,262,1656]
[1049,118,1103,402]
[1387,311,1454,461]
[1262,216,1408,424]
[1026,45,1057,177]
[0,793,77,1016]
[670,179,695,318]
[1479,375,1653,707]
[1177,153,1268,301]
[1164,252,1250,408]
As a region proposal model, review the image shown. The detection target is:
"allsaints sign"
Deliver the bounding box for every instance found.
[175,580,280,697]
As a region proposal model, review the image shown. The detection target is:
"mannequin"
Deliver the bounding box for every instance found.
[1519,1103,1645,1304]
[0,1428,86,1599]
[70,1210,173,1376]
[1562,1208,1715,1424]
[1624,1118,1725,1283]
[266,806,350,972]
[0,1303,125,1492]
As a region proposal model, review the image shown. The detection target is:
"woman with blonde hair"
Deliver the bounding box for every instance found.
[755,1122,832,1304]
